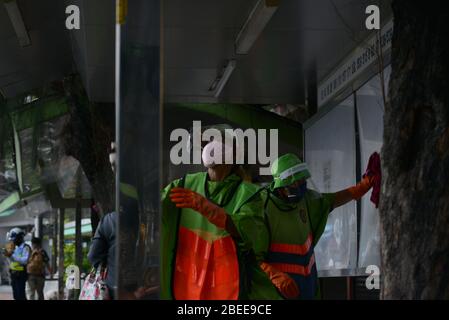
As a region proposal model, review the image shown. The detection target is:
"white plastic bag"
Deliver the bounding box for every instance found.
[79,264,110,300]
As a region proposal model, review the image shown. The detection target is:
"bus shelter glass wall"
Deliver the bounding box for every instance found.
[356,66,391,268]
[305,96,358,272]
[0,116,16,205]
[117,0,160,299]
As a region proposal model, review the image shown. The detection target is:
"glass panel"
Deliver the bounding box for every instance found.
[18,115,70,195]
[356,65,391,268]
[117,0,161,300]
[19,127,41,194]
[0,119,18,205]
[305,95,357,272]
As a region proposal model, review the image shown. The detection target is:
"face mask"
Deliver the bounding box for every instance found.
[202,140,234,168]
[285,182,307,203]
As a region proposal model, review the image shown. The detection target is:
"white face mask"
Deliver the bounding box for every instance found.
[202,140,234,168]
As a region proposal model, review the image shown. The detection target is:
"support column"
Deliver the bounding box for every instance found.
[58,208,65,300]
[34,215,43,238]
[52,210,58,278]
[74,198,82,298]
[73,171,83,300]
[116,0,161,299]
[75,170,83,272]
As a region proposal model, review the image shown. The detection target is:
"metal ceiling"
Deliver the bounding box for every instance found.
[163,0,392,104]
[0,0,72,99]
[67,0,115,102]
[0,0,391,104]
[0,0,115,102]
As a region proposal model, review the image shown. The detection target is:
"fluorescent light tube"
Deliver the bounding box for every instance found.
[235,0,279,54]
[210,60,236,98]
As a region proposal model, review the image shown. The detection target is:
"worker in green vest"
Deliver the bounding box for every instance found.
[261,153,381,299]
[161,128,291,300]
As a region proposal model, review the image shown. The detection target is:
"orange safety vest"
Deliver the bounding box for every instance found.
[174,226,239,300]
[172,174,243,300]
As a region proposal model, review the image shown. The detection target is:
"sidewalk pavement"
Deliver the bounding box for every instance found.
[0,279,59,300]
[0,285,13,300]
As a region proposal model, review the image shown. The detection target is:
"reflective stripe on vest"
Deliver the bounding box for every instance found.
[266,233,318,299]
[270,254,315,276]
[269,233,313,256]
[10,261,25,272]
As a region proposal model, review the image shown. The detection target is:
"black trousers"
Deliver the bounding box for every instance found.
[10,271,28,300]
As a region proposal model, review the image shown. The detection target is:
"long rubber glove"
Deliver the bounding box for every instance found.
[169,187,238,235]
[346,175,375,200]
[260,262,299,299]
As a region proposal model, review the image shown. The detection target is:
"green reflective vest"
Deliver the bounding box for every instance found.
[161,172,280,300]
[9,244,31,272]
[262,189,335,299]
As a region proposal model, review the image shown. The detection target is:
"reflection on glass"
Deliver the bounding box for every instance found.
[356,66,391,268]
[305,95,357,272]
[117,0,160,300]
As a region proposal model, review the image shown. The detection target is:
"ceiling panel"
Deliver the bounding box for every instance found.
[65,0,115,103]
[0,0,115,102]
[0,28,73,98]
[164,28,236,69]
[164,0,259,29]
[0,0,392,104]
[0,0,73,99]
[163,0,392,104]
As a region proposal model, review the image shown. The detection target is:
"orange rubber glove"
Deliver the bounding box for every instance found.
[260,262,299,299]
[169,187,229,229]
[346,175,375,200]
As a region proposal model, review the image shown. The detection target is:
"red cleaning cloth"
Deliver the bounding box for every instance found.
[363,152,382,208]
